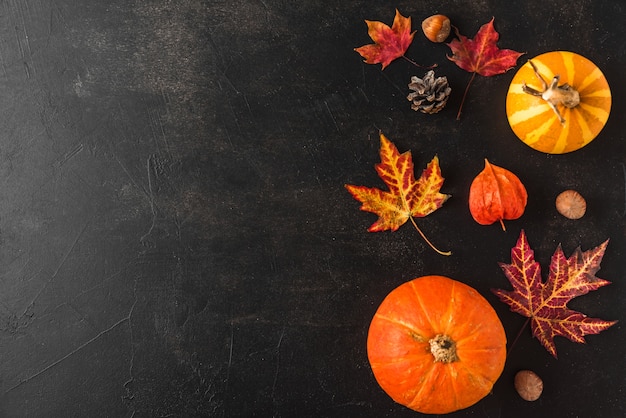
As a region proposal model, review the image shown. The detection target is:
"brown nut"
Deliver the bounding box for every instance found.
[556,189,586,219]
[421,15,451,43]
[514,370,543,401]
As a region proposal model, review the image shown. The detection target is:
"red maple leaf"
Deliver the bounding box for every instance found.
[446,18,524,119]
[493,230,617,358]
[354,9,415,70]
[345,132,450,255]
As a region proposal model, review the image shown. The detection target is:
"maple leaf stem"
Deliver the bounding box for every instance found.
[506,317,531,359]
[408,216,451,256]
[456,71,477,120]
[401,55,437,69]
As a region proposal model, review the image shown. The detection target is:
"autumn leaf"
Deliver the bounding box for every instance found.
[447,18,522,76]
[447,18,524,119]
[345,132,451,255]
[354,9,415,70]
[492,230,617,358]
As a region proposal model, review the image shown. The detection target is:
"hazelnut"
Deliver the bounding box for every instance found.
[556,189,586,219]
[421,15,451,43]
[514,370,543,401]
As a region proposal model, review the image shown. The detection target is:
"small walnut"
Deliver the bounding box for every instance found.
[556,189,586,219]
[514,370,543,401]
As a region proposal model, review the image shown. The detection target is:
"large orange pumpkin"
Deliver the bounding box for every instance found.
[367,275,506,414]
[506,51,611,154]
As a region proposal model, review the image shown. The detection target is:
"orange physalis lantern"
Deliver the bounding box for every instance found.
[468,159,527,230]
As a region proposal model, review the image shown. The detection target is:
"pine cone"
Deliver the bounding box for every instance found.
[407,70,451,114]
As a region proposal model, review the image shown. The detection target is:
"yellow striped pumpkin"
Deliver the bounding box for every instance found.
[506,51,611,154]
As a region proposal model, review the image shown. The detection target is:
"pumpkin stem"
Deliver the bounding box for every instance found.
[409,216,452,256]
[429,334,458,363]
[522,60,580,125]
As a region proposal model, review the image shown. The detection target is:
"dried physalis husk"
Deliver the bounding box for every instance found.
[421,15,451,43]
[514,370,543,401]
[556,190,586,219]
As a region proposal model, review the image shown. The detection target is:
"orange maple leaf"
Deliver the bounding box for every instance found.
[446,18,524,119]
[354,9,415,70]
[493,230,617,358]
[345,132,451,255]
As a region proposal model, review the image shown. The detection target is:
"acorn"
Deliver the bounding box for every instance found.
[422,14,451,43]
[556,189,586,219]
[514,370,543,401]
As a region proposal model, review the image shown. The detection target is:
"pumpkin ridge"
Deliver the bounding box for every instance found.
[445,286,484,341]
[407,361,439,411]
[374,313,429,342]
[508,101,550,125]
[409,279,439,333]
[468,356,502,382]
[368,353,426,366]
[572,109,591,150]
[455,345,506,356]
[441,280,458,335]
[454,362,494,394]
[581,87,611,99]
[442,364,462,412]
[409,362,455,412]
[553,114,571,153]
[576,66,603,93]
[452,363,477,410]
[579,101,609,123]
[450,325,483,346]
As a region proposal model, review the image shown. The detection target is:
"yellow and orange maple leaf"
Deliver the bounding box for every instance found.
[345,132,450,255]
[493,230,617,358]
[354,9,415,70]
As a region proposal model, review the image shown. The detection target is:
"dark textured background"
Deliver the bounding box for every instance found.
[0,0,624,417]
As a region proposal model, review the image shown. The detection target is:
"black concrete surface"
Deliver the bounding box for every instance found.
[0,1,624,417]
